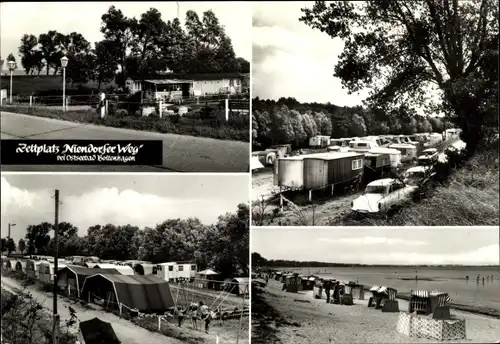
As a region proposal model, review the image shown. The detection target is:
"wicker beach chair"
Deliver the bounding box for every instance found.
[340,284,354,305]
[367,285,381,307]
[431,291,452,320]
[332,282,342,304]
[409,289,431,315]
[380,287,399,312]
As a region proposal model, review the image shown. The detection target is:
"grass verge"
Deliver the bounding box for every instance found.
[339,141,499,226]
[1,104,250,142]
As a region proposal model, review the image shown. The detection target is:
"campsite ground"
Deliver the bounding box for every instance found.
[252,279,500,344]
[1,276,249,344]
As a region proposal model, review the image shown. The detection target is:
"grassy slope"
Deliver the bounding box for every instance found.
[343,144,499,226]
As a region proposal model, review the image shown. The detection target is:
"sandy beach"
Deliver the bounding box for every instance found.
[252,279,500,344]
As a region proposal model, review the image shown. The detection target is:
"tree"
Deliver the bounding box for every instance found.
[300,0,499,155]
[251,252,268,268]
[25,222,52,255]
[236,57,250,73]
[1,238,7,252]
[38,30,65,75]
[100,6,137,87]
[18,34,38,75]
[6,238,16,255]
[18,239,26,254]
[6,53,17,69]
[93,40,118,89]
[349,113,367,137]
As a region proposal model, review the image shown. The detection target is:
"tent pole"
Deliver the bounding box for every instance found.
[235,285,246,344]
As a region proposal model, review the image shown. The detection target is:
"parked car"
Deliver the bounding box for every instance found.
[403,166,435,186]
[417,148,439,165]
[351,178,417,213]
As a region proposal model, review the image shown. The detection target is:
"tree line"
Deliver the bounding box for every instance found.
[252,97,454,150]
[3,6,249,89]
[0,204,249,279]
[299,0,498,156]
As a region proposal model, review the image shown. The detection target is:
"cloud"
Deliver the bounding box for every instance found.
[317,236,429,247]
[1,177,230,239]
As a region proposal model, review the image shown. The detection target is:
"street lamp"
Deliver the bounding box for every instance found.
[7,223,16,238]
[8,60,15,104]
[60,56,68,112]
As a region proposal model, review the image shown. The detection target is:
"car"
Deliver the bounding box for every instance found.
[351,178,417,213]
[403,166,435,186]
[417,148,439,165]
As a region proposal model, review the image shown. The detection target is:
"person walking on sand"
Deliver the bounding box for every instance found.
[190,304,199,330]
[324,280,331,304]
[477,274,480,283]
[482,277,485,284]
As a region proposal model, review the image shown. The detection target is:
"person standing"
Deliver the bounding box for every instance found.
[177,307,185,327]
[324,280,331,303]
[199,301,210,334]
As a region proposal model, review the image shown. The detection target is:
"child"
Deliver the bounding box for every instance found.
[190,304,199,330]
[177,307,185,327]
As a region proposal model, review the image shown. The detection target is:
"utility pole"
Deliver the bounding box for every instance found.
[52,189,60,344]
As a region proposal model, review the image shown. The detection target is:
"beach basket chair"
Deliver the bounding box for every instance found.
[380,287,399,312]
[332,282,342,304]
[431,291,452,320]
[409,289,431,315]
[340,284,354,306]
[367,285,381,307]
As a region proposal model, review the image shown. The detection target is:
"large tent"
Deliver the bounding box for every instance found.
[81,274,174,313]
[85,263,134,275]
[57,266,120,297]
[78,317,120,344]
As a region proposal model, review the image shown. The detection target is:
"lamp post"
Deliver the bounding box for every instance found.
[52,189,60,344]
[8,60,15,104]
[60,56,68,112]
[7,223,16,239]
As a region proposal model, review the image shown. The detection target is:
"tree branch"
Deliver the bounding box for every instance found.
[464,0,487,75]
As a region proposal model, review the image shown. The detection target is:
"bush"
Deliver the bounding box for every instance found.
[169,114,181,124]
[115,109,129,117]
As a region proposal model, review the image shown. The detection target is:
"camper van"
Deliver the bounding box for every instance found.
[424,133,444,147]
[388,144,418,162]
[157,262,197,282]
[348,140,378,153]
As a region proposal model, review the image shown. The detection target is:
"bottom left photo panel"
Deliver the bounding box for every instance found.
[1,173,250,344]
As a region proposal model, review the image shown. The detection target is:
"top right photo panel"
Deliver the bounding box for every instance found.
[251,1,499,227]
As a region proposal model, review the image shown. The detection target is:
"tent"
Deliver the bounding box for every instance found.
[86,263,134,275]
[231,277,249,295]
[133,263,157,276]
[57,266,120,297]
[251,156,265,170]
[78,317,120,344]
[81,274,174,313]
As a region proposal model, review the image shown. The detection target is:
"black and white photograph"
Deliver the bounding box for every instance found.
[0,2,251,172]
[251,1,499,226]
[251,226,500,344]
[1,173,250,344]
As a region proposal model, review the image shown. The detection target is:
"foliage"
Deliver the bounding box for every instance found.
[1,289,78,344]
[252,97,453,149]
[15,205,249,278]
[18,239,26,254]
[300,0,499,155]
[13,6,248,90]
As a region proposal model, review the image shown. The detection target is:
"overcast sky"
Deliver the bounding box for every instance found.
[0,1,251,65]
[1,173,248,241]
[252,2,370,106]
[252,227,500,266]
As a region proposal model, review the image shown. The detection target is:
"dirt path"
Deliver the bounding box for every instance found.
[1,277,205,344]
[252,280,500,344]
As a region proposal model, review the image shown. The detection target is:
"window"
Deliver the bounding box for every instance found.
[191,265,196,270]
[179,265,184,272]
[158,266,162,271]
[357,143,368,148]
[168,266,173,271]
[352,159,363,170]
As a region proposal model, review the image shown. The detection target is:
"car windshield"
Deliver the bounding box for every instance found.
[365,185,388,194]
[423,150,436,156]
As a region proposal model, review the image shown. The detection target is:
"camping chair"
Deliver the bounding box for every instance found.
[340,284,354,305]
[367,286,381,307]
[380,287,399,312]
[431,292,451,320]
[409,290,431,315]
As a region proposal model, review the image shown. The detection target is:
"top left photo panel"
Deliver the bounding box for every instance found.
[0,1,251,173]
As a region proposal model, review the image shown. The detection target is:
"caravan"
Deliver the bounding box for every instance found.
[157,262,197,282]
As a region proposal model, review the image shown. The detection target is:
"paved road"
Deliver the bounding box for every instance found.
[1,277,185,344]
[0,111,249,172]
